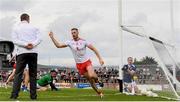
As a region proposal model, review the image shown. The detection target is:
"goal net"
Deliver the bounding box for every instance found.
[122,26,180,100]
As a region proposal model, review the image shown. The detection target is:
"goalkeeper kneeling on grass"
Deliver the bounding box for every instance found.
[122,57,139,95]
[37,70,58,91]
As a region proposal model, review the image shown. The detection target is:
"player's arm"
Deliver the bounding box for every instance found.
[127,68,136,76]
[31,28,42,47]
[50,82,58,91]
[49,31,67,48]
[87,44,104,65]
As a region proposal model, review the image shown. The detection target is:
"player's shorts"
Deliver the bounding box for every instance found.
[36,83,43,89]
[76,59,92,75]
[13,63,16,69]
[37,83,49,90]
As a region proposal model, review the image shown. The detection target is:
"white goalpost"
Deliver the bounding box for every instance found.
[118,0,123,93]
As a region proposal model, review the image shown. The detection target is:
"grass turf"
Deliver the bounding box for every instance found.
[0,87,175,101]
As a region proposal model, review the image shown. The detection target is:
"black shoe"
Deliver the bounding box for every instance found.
[30,95,37,100]
[99,81,104,87]
[31,98,37,101]
[31,97,37,100]
[10,95,18,99]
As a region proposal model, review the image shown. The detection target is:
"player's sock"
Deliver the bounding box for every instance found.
[21,85,25,91]
[124,87,128,92]
[21,85,29,92]
[23,86,29,92]
[98,92,104,98]
[5,82,8,89]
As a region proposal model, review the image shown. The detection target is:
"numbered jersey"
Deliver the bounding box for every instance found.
[65,39,91,63]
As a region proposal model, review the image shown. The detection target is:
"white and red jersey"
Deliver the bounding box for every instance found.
[65,38,91,63]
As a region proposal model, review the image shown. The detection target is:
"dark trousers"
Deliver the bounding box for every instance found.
[11,53,37,99]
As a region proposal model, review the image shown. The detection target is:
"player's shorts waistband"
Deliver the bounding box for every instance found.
[76,59,91,64]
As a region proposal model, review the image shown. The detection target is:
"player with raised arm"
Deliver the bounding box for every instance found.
[49,28,104,98]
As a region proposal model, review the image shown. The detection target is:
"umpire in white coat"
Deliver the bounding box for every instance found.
[10,13,42,100]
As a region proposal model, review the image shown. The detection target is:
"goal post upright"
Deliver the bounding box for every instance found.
[118,0,123,93]
[170,0,177,90]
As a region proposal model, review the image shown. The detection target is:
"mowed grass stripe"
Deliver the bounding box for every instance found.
[0,87,174,101]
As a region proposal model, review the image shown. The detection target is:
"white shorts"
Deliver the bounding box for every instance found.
[124,81,137,88]
[36,83,42,89]
[37,83,48,89]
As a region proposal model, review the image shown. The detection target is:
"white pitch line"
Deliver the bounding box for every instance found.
[158,96,180,101]
[115,92,178,101]
[39,93,116,98]
[0,91,116,97]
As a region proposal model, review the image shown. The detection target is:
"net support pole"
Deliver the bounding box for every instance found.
[170,0,177,90]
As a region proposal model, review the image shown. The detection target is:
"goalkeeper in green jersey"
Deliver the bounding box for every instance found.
[37,70,58,91]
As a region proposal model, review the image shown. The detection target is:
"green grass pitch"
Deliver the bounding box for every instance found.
[0,87,174,101]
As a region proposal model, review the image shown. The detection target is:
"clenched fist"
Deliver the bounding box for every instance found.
[49,31,54,38]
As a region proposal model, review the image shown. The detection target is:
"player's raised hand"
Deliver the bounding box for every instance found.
[49,31,54,38]
[99,58,104,66]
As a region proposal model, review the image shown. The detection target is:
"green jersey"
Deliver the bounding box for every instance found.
[37,74,53,86]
